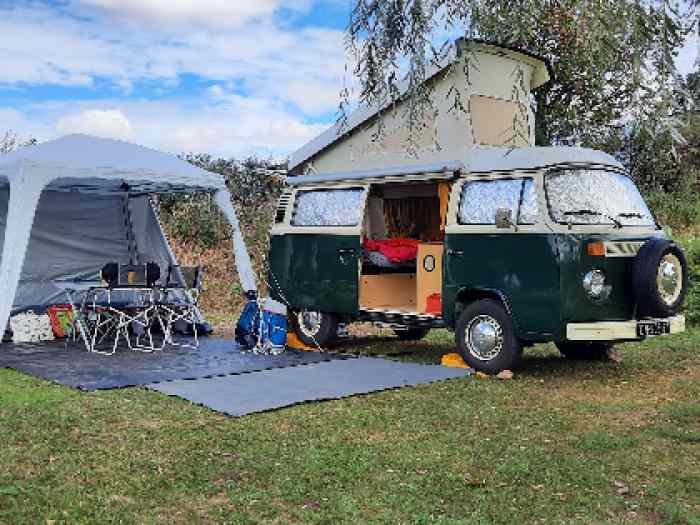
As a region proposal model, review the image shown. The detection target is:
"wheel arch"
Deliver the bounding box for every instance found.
[451,287,519,331]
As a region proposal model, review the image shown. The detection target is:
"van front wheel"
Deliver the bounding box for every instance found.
[291,310,338,347]
[455,299,522,373]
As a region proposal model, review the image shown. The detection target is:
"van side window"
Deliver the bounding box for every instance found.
[292,188,365,227]
[458,178,538,225]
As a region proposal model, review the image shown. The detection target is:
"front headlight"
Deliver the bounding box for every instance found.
[583,269,610,302]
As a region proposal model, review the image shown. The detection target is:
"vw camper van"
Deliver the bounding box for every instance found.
[268,148,687,372]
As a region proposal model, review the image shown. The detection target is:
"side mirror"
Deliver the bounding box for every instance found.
[495,208,515,229]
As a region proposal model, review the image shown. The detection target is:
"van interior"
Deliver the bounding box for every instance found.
[360,180,450,316]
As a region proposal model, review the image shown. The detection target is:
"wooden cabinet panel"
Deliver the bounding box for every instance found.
[417,243,443,313]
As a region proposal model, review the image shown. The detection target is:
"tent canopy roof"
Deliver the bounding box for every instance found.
[0,134,226,194]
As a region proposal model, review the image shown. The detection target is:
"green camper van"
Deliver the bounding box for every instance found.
[268,147,688,373]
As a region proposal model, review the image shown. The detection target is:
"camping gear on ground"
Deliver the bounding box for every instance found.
[260,298,287,354]
[0,134,257,348]
[157,265,204,349]
[66,262,206,355]
[46,304,76,338]
[10,311,55,343]
[235,297,261,350]
[234,295,288,354]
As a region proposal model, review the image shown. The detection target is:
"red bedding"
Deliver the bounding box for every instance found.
[363,238,420,263]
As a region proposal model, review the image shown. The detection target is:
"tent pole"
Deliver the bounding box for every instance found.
[213,189,258,295]
[0,174,46,343]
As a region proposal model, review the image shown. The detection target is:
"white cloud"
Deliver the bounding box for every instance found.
[56,109,134,140]
[0,1,349,157]
[9,96,328,159]
[206,84,226,98]
[76,0,279,28]
[0,4,347,116]
[74,0,313,29]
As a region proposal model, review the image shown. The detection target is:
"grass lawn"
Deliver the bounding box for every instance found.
[0,329,698,524]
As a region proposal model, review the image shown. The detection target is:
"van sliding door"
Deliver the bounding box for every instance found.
[443,176,559,337]
[269,186,367,316]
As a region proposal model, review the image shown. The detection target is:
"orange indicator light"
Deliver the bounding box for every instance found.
[587,241,605,257]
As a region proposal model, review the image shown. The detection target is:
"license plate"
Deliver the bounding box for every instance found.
[637,320,671,338]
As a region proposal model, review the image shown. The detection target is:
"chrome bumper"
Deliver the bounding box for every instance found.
[566,315,685,341]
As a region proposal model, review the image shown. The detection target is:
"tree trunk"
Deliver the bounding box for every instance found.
[534,89,550,146]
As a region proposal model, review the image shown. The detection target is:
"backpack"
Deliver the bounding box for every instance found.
[235,300,261,349]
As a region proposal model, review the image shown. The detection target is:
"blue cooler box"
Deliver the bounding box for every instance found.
[261,298,287,349]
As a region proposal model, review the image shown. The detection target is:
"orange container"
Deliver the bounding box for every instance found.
[425,293,442,315]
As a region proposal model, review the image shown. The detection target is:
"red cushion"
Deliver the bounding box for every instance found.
[364,238,420,263]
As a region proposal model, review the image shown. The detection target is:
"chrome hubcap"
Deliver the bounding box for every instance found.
[465,315,503,361]
[657,254,682,305]
[297,311,322,338]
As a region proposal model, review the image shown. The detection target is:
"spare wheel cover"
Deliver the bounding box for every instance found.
[632,238,688,317]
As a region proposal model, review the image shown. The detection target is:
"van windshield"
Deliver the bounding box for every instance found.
[545,169,655,227]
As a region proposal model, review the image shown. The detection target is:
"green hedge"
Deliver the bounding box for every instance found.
[645,191,700,232]
[676,235,700,326]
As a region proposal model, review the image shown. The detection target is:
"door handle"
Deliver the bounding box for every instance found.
[447,249,464,257]
[337,248,356,264]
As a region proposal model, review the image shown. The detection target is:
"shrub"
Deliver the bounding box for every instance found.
[645,190,700,233]
[676,235,700,326]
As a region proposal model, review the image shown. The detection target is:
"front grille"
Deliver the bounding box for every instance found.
[275,192,292,223]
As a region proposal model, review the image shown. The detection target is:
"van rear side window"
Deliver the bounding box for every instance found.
[292,188,365,227]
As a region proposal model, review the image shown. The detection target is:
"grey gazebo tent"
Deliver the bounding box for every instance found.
[0,134,257,342]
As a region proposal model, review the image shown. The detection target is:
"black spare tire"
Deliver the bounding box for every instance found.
[632,238,688,317]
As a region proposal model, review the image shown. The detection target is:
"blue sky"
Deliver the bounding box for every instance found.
[0,1,697,159]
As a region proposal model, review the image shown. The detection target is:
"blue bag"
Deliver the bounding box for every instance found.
[235,300,260,349]
[262,309,287,348]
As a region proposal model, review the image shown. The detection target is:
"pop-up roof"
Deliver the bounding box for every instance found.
[290,40,552,175]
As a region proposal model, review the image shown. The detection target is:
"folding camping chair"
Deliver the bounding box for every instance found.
[76,263,160,354]
[109,263,162,353]
[156,265,203,349]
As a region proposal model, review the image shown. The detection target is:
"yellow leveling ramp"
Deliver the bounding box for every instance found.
[441,352,469,368]
[286,331,317,351]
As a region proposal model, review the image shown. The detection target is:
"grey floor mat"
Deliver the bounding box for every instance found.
[147,357,472,416]
[0,338,344,391]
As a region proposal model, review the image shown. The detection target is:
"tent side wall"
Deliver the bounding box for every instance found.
[0,186,8,268]
[1,191,186,315]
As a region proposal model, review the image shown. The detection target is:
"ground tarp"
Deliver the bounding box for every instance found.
[147,357,472,416]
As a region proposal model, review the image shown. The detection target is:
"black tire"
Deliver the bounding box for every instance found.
[633,238,688,317]
[455,299,522,374]
[556,341,611,360]
[393,327,430,341]
[290,310,338,347]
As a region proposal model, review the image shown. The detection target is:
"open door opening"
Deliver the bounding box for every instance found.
[359,181,450,316]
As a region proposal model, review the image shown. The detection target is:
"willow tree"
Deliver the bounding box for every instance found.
[345,0,696,187]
